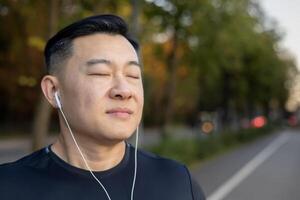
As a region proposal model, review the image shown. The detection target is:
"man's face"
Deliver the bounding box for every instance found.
[58,33,143,145]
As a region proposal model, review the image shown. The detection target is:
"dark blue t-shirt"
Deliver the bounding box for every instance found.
[0,142,205,200]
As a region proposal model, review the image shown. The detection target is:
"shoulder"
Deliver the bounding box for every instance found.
[136,148,206,199]
[0,148,48,179]
[138,150,205,200]
[137,148,188,173]
[137,148,192,185]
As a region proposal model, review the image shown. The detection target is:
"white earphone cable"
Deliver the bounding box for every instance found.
[58,106,138,200]
[131,126,138,199]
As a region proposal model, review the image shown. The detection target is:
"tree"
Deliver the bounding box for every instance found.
[32,0,60,150]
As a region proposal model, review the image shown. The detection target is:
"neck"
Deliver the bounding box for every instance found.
[51,133,126,172]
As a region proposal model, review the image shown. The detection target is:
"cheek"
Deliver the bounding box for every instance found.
[63,77,101,109]
[77,78,143,111]
[83,90,96,108]
[81,85,108,110]
[138,84,144,103]
[139,92,144,107]
[136,86,144,111]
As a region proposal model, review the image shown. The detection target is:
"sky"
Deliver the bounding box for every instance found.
[260,0,300,111]
[261,0,300,69]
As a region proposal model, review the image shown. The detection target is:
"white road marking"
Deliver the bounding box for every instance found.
[207,133,290,200]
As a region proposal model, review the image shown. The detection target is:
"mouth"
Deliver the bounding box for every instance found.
[106,108,133,119]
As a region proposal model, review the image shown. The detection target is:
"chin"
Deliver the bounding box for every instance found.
[98,127,134,140]
[114,130,135,140]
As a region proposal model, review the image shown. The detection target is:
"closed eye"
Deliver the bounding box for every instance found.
[89,73,110,76]
[127,75,140,79]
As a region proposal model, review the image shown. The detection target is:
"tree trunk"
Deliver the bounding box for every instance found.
[220,70,231,129]
[128,0,144,146]
[160,31,179,138]
[32,0,59,150]
[129,0,140,40]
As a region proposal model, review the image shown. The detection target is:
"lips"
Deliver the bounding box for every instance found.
[106,108,133,119]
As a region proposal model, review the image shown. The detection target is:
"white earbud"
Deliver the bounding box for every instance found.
[54,91,62,109]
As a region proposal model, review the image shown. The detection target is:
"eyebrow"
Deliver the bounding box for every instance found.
[127,60,141,68]
[86,59,111,66]
[85,59,141,68]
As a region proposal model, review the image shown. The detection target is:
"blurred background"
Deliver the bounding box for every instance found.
[1,0,300,199]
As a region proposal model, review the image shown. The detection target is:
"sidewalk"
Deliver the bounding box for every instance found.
[0,137,56,164]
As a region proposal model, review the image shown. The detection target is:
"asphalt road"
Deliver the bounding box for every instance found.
[0,138,31,164]
[192,129,300,200]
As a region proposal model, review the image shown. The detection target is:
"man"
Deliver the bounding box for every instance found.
[0,14,205,200]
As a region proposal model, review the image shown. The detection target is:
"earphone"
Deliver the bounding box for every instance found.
[54,91,62,109]
[53,91,139,200]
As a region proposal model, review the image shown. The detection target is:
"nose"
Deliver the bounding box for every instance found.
[109,76,132,100]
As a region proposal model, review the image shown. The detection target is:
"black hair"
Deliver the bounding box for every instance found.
[44,14,139,75]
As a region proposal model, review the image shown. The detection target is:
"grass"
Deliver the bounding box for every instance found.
[0,131,29,140]
[147,125,274,166]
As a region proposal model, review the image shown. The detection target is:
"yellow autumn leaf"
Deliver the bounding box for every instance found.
[28,36,45,51]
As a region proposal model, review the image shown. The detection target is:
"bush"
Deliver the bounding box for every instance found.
[147,125,273,166]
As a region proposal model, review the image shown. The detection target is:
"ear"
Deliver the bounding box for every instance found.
[41,75,60,108]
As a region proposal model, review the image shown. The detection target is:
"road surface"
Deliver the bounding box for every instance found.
[192,129,300,200]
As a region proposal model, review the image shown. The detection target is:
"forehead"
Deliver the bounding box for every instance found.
[72,33,138,61]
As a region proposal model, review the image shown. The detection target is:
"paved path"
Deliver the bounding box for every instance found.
[0,137,55,164]
[192,129,300,200]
